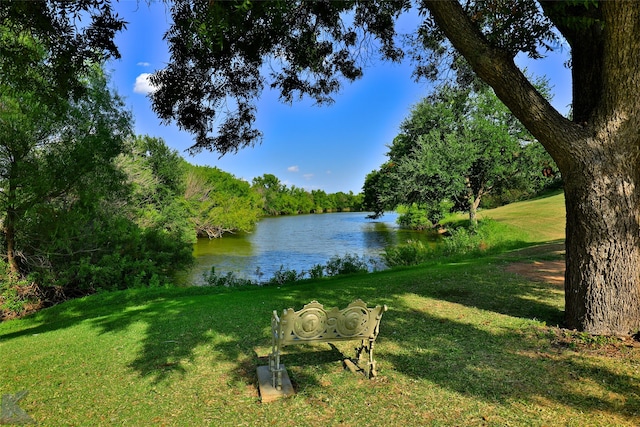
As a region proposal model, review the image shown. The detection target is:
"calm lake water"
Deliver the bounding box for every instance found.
[181,212,438,285]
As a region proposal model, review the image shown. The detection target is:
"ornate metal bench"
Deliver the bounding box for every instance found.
[266,299,387,391]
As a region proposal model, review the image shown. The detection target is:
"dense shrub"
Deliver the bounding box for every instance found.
[324,253,370,276]
[0,136,196,318]
[382,240,435,267]
[0,275,43,320]
[396,204,432,230]
[202,267,254,287]
[264,265,307,286]
[383,219,529,267]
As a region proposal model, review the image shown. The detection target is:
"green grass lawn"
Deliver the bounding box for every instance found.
[1,192,638,426]
[478,190,566,243]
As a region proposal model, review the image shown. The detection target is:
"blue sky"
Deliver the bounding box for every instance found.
[108,1,571,194]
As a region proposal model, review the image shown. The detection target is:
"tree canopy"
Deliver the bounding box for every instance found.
[364,82,558,227]
[251,173,362,215]
[0,51,132,275]
[150,0,408,154]
[0,0,125,101]
[184,164,262,238]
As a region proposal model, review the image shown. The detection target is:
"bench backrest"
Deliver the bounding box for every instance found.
[274,299,387,346]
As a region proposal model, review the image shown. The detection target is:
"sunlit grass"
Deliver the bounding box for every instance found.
[478,190,566,242]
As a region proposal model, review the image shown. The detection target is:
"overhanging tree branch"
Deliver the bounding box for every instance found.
[422,0,583,166]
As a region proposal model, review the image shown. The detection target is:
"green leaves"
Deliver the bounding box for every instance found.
[185,165,262,238]
[364,82,557,227]
[465,0,558,58]
[0,24,194,300]
[251,173,361,215]
[152,0,407,154]
[0,0,125,101]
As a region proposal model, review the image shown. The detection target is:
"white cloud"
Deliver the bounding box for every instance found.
[303,174,314,180]
[137,61,151,67]
[133,73,157,95]
[287,165,299,172]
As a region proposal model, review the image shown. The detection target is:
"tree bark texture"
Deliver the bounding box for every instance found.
[4,182,19,277]
[465,176,482,228]
[425,0,640,335]
[564,152,640,335]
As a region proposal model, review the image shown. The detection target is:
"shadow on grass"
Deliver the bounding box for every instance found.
[0,288,265,384]
[0,286,368,387]
[94,257,565,386]
[412,261,563,323]
[380,301,640,420]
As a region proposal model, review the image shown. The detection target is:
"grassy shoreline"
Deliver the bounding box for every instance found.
[1,191,639,426]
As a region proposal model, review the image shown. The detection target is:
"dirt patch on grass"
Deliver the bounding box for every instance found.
[506,260,565,286]
[503,243,565,286]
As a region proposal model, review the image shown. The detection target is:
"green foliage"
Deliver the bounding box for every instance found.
[0,56,133,273]
[383,219,529,267]
[252,173,363,215]
[464,1,558,58]
[0,272,44,320]
[382,239,434,267]
[151,1,407,153]
[323,253,370,276]
[442,226,486,256]
[264,265,307,286]
[0,1,126,101]
[311,189,332,213]
[397,204,431,229]
[31,205,194,294]
[396,201,454,229]
[117,136,194,241]
[19,134,196,298]
[308,263,325,279]
[364,82,559,227]
[0,49,195,315]
[186,164,262,237]
[362,168,393,217]
[202,267,254,287]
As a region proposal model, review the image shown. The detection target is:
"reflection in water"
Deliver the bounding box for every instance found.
[180,212,439,285]
[193,233,253,257]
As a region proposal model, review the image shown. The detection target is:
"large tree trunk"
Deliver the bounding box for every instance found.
[563,146,640,335]
[425,0,640,335]
[561,3,640,335]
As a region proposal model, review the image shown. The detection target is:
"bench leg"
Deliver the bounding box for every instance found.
[368,338,377,378]
[269,341,284,390]
[269,353,284,390]
[354,339,378,379]
[355,339,365,363]
[269,363,283,390]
